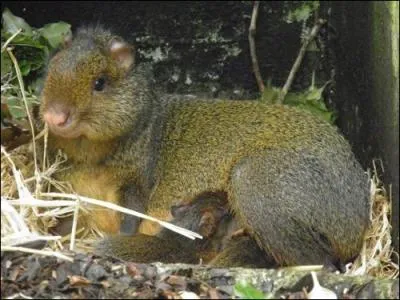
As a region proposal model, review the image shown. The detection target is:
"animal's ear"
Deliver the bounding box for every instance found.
[170,202,190,218]
[109,37,135,72]
[199,205,228,238]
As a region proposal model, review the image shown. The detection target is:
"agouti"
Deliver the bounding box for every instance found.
[39,25,370,267]
[95,195,275,268]
[95,194,236,264]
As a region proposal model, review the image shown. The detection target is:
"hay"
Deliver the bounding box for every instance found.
[1,144,75,261]
[1,144,201,255]
[346,160,399,278]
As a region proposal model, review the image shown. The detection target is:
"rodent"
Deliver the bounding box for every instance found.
[95,195,235,264]
[210,236,276,269]
[95,195,275,268]
[39,25,370,267]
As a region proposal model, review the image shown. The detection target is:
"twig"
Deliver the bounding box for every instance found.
[41,192,203,240]
[70,197,80,251]
[1,246,74,262]
[249,1,264,93]
[43,125,48,175]
[7,48,40,195]
[1,29,21,53]
[2,196,31,234]
[278,19,326,104]
[7,191,203,240]
[285,265,323,272]
[2,234,62,248]
[7,292,33,299]
[6,198,77,207]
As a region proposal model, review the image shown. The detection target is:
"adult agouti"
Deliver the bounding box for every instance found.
[39,25,370,267]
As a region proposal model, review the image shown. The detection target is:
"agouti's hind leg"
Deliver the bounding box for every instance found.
[210,235,276,268]
[228,149,341,266]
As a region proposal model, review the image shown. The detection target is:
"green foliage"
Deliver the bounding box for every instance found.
[284,85,336,124]
[233,283,274,299]
[260,79,281,104]
[284,1,320,24]
[1,8,71,121]
[2,8,33,35]
[234,282,270,299]
[39,22,72,49]
[2,32,48,77]
[260,81,336,124]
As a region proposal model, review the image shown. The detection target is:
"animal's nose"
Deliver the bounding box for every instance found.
[43,103,72,128]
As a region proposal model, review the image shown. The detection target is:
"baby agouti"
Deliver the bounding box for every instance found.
[95,195,235,264]
[96,195,275,268]
[39,25,370,267]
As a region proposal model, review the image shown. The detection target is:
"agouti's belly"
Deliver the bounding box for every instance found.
[60,166,122,234]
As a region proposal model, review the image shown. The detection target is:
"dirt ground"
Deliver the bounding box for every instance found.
[2,250,399,299]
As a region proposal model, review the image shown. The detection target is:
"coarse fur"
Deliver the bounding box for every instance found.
[95,195,233,264]
[40,25,370,267]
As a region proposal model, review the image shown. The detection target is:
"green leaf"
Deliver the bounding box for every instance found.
[6,97,28,120]
[260,85,280,104]
[1,52,13,78]
[275,82,336,124]
[39,22,71,49]
[283,91,306,105]
[305,87,324,102]
[234,282,266,299]
[2,8,33,35]
[285,1,320,23]
[291,5,312,22]
[4,31,46,49]
[19,63,31,76]
[2,31,49,77]
[29,77,45,95]
[1,10,71,123]
[296,103,335,123]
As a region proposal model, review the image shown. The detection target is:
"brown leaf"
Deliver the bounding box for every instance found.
[208,287,220,299]
[1,102,12,119]
[100,280,111,288]
[165,275,187,290]
[1,121,32,151]
[126,262,142,277]
[68,275,91,286]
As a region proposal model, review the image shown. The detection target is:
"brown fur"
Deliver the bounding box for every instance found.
[40,25,370,267]
[95,195,232,264]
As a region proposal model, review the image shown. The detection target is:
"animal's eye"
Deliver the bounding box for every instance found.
[94,76,106,92]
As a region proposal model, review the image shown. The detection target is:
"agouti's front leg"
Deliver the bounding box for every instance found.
[119,184,146,235]
[59,166,122,234]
